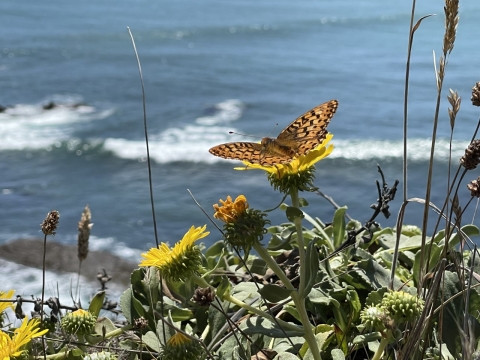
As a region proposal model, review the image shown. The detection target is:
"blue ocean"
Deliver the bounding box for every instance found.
[1,0,480,296]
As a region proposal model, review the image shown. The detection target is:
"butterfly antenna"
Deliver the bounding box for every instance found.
[228,131,261,139]
[265,123,279,138]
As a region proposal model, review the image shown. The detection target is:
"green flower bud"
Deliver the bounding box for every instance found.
[360,305,387,332]
[61,309,96,335]
[381,291,424,324]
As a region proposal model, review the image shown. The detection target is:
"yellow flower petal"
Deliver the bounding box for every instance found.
[0,289,15,315]
[234,133,334,178]
[0,317,48,359]
[139,225,209,282]
[213,195,249,223]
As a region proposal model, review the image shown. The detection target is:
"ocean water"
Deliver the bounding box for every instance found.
[1,0,480,295]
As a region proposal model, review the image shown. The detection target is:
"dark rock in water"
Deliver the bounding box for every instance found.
[43,101,57,110]
[0,238,137,286]
[0,104,7,113]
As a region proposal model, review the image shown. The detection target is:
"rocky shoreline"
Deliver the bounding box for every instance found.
[0,238,137,286]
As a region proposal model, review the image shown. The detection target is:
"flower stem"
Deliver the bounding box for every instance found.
[253,242,295,291]
[222,293,303,333]
[289,188,322,360]
[372,337,389,360]
[192,273,211,288]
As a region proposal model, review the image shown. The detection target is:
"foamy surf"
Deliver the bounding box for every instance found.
[195,99,244,125]
[0,258,124,314]
[104,130,470,164]
[0,97,114,151]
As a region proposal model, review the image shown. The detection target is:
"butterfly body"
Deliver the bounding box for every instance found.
[209,99,338,166]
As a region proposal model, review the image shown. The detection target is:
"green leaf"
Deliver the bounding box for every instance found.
[204,247,226,277]
[242,317,304,337]
[346,289,361,322]
[298,197,309,207]
[331,348,346,360]
[142,267,160,306]
[412,243,443,284]
[332,207,347,248]
[216,277,231,299]
[142,331,162,352]
[300,240,319,299]
[272,353,299,360]
[286,206,304,222]
[204,240,226,258]
[94,317,117,337]
[119,288,134,324]
[283,305,300,322]
[445,224,480,247]
[249,258,267,275]
[352,332,382,344]
[88,291,106,318]
[161,304,193,322]
[301,330,334,358]
[258,284,293,302]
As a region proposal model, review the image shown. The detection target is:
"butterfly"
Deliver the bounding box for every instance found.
[209,99,339,165]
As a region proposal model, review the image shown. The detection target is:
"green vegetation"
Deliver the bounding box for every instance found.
[4,0,480,359]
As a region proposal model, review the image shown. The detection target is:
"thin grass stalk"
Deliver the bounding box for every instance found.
[462,246,475,358]
[41,233,47,360]
[127,27,159,249]
[40,210,59,360]
[126,27,169,349]
[403,0,417,203]
[420,0,459,292]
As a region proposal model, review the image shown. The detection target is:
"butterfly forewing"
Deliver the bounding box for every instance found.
[209,99,338,165]
[278,99,338,150]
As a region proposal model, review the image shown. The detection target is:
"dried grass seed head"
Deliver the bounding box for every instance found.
[472,82,480,107]
[41,210,60,236]
[78,205,93,262]
[467,177,480,198]
[447,89,461,129]
[443,0,459,55]
[460,140,480,170]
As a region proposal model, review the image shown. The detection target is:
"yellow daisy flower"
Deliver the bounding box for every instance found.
[235,134,334,193]
[139,225,209,282]
[0,317,48,360]
[236,133,334,176]
[161,332,205,360]
[0,290,15,315]
[213,195,269,252]
[213,195,248,223]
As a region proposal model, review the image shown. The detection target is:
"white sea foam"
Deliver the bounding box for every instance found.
[330,139,470,162]
[104,127,470,165]
[0,258,124,317]
[89,236,142,260]
[195,99,244,125]
[0,97,113,151]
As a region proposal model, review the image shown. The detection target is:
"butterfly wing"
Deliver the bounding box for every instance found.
[209,142,290,165]
[277,99,338,154]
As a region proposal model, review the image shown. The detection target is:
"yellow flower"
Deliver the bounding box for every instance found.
[161,332,205,360]
[139,225,209,282]
[236,134,334,193]
[0,290,15,315]
[0,317,48,360]
[237,133,334,177]
[213,195,269,252]
[213,195,248,223]
[168,332,191,347]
